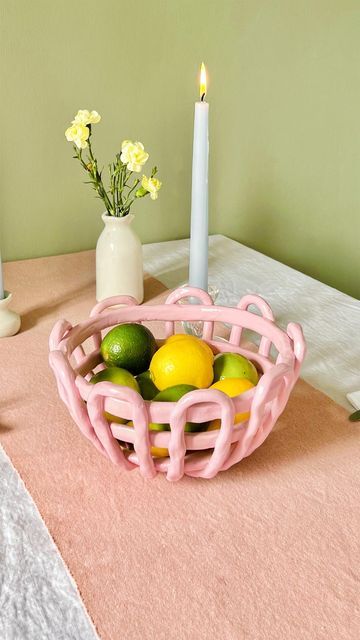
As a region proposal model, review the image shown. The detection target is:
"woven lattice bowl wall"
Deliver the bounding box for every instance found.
[49,286,306,481]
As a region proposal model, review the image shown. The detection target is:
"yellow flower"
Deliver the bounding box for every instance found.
[120,140,149,172]
[72,109,101,125]
[141,175,162,200]
[65,123,90,149]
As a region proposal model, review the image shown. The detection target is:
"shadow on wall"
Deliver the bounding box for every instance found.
[228,163,285,258]
[210,139,285,256]
[240,205,283,256]
[237,191,356,296]
[213,142,359,297]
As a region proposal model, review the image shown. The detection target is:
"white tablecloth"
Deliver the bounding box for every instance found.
[1,235,359,639]
[144,235,360,410]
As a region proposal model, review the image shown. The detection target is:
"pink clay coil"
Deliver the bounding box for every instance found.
[49,286,306,481]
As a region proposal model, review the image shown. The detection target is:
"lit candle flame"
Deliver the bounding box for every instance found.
[200,62,207,101]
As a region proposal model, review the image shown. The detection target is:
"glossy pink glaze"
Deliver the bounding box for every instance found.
[49,287,306,481]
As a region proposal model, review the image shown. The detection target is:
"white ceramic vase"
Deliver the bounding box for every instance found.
[0,292,21,337]
[96,212,144,303]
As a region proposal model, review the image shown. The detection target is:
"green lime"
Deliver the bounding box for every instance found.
[136,370,159,400]
[213,353,259,385]
[149,384,208,433]
[90,367,140,423]
[101,323,157,375]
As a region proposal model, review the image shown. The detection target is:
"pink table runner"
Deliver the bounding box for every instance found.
[1,251,359,639]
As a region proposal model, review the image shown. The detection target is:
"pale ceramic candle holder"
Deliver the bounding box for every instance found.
[49,286,306,481]
[0,292,21,338]
[180,283,219,337]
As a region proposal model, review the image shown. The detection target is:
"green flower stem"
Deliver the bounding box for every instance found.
[126,192,149,211]
[71,136,160,217]
[118,163,126,213]
[123,169,132,189]
[122,178,141,210]
[75,147,88,171]
[110,164,116,215]
[114,167,119,215]
[86,140,113,214]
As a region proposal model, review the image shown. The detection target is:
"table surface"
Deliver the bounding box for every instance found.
[1,234,359,640]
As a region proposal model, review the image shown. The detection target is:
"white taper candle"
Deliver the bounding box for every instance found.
[189,63,209,292]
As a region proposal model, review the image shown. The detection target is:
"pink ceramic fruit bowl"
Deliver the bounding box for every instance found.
[49,286,306,481]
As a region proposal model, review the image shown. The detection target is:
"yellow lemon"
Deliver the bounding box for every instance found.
[165,334,214,365]
[209,377,255,425]
[207,419,222,431]
[126,421,168,458]
[150,335,214,390]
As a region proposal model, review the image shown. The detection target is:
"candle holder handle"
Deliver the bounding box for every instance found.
[0,292,21,337]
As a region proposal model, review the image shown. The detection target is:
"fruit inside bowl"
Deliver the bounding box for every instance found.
[90,323,260,458]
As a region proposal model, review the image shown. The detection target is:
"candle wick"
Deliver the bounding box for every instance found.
[200,93,206,102]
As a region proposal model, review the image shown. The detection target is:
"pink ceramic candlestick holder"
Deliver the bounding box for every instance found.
[49,286,306,481]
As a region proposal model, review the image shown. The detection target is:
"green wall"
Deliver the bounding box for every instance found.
[1,0,359,298]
